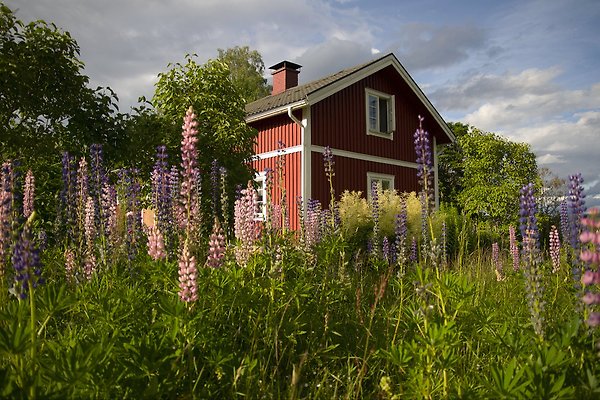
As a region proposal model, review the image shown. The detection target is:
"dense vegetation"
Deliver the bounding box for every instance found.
[1,3,599,399]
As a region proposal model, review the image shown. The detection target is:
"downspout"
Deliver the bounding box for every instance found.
[287,106,305,128]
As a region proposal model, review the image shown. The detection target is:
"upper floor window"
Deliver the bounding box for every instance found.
[366,88,395,139]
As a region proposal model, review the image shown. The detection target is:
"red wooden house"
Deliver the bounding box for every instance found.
[245,53,455,230]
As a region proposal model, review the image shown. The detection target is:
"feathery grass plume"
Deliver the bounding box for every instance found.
[11,214,43,299]
[233,181,259,265]
[179,106,202,242]
[568,173,587,286]
[549,225,561,273]
[178,241,198,302]
[414,115,434,213]
[519,183,545,338]
[23,169,34,219]
[370,180,381,258]
[206,217,226,268]
[147,226,166,261]
[509,225,520,272]
[580,207,600,327]
[492,242,504,281]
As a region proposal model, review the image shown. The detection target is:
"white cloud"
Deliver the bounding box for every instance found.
[537,154,566,164]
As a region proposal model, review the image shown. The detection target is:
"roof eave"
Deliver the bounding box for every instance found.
[246,100,307,123]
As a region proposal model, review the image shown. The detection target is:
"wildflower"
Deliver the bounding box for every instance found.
[580,207,600,328]
[206,218,226,268]
[178,241,198,302]
[492,242,504,281]
[60,152,77,232]
[304,199,322,248]
[509,225,520,271]
[371,180,381,257]
[549,225,561,273]
[179,106,201,239]
[519,183,544,338]
[11,217,43,299]
[414,116,434,212]
[568,173,586,285]
[147,226,166,261]
[394,200,408,267]
[23,169,34,219]
[152,145,173,244]
[382,237,390,263]
[234,181,259,265]
[410,237,418,262]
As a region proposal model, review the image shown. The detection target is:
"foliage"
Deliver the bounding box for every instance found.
[439,122,540,226]
[152,55,258,227]
[0,3,124,222]
[217,46,271,103]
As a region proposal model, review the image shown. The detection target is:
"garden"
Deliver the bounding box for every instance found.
[0,105,599,399]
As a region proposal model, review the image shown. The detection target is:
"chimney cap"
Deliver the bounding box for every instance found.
[269,60,302,72]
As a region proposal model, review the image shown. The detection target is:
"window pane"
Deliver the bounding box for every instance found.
[379,98,388,133]
[368,95,378,130]
[381,180,391,190]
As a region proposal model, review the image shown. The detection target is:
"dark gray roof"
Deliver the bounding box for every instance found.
[246,55,388,117]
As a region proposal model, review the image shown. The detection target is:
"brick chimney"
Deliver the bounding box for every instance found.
[270,61,302,95]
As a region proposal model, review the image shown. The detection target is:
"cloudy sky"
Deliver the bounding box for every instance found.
[9,0,600,205]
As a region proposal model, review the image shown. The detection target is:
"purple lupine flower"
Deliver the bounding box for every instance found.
[0,162,14,275]
[559,200,569,244]
[297,196,306,244]
[119,168,142,262]
[84,196,97,279]
[509,225,520,272]
[179,107,202,239]
[579,207,600,328]
[151,145,173,242]
[492,242,503,281]
[568,173,587,286]
[75,157,89,247]
[519,183,544,338]
[60,152,77,238]
[371,180,381,257]
[382,237,390,264]
[323,146,336,221]
[410,237,418,262]
[23,169,34,219]
[11,220,43,299]
[549,225,561,273]
[89,144,107,236]
[304,199,322,248]
[394,199,408,267]
[220,166,230,238]
[178,241,198,302]
[414,116,434,212]
[206,218,226,268]
[210,159,220,217]
[147,226,166,261]
[101,182,118,248]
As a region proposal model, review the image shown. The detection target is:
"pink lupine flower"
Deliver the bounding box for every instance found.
[234,181,259,265]
[64,248,76,283]
[84,253,96,281]
[23,169,34,218]
[206,218,226,268]
[549,225,560,273]
[178,242,198,302]
[492,242,504,281]
[509,225,519,271]
[147,226,166,261]
[178,106,201,237]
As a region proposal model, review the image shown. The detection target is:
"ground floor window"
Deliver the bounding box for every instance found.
[367,172,395,199]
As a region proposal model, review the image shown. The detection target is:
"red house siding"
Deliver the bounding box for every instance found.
[250,111,302,154]
[310,152,419,207]
[311,66,449,164]
[251,151,302,231]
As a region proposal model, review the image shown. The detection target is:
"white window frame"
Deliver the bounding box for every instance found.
[365,88,395,140]
[367,172,395,200]
[254,172,267,221]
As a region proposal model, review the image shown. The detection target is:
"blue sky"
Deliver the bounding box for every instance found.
[9,0,600,205]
